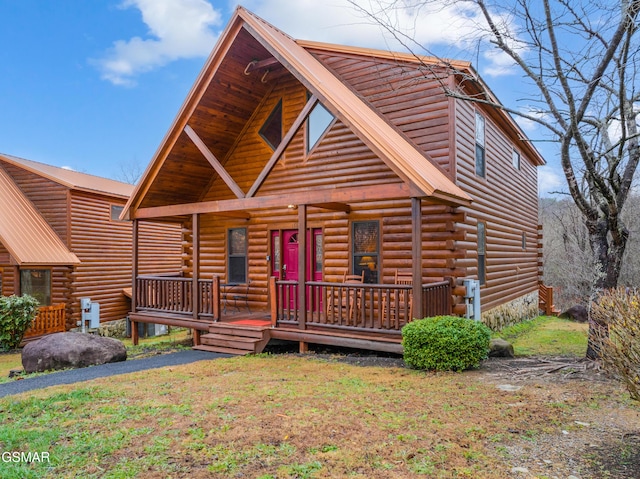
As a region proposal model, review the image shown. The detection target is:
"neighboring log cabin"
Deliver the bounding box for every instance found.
[0,154,181,331]
[122,7,544,354]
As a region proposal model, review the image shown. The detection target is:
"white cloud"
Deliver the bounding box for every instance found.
[241,0,519,76]
[93,0,223,86]
[538,165,565,197]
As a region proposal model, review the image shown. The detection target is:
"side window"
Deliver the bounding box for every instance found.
[522,231,527,250]
[477,222,486,285]
[110,204,125,222]
[475,112,486,177]
[20,269,51,305]
[228,228,247,283]
[512,149,521,170]
[352,221,379,284]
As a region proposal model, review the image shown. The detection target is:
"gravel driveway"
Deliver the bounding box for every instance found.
[0,350,228,398]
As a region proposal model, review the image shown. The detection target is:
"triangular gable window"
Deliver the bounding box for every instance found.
[307,101,334,153]
[259,100,283,150]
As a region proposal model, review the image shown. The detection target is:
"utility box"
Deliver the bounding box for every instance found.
[80,297,100,330]
[463,279,481,321]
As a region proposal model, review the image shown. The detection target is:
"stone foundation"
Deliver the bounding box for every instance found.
[481,291,539,331]
[96,318,128,338]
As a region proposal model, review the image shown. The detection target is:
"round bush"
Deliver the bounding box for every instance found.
[402,315,491,371]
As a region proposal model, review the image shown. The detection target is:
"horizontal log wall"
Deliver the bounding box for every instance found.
[455,98,539,313]
[70,192,183,325]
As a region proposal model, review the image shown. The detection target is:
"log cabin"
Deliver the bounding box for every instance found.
[0,153,181,334]
[122,6,545,355]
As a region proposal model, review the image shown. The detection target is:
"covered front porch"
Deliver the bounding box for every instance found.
[128,271,452,353]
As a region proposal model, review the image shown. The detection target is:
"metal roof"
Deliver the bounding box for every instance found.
[0,153,134,199]
[0,166,80,266]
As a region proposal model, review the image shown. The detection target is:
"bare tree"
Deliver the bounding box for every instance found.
[353,0,640,358]
[114,159,144,185]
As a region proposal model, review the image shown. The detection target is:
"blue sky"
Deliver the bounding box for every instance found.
[0,0,563,192]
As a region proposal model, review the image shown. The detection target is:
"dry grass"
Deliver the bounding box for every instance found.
[1,353,638,478]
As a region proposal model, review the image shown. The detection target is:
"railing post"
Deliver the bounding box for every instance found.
[269,276,278,327]
[298,204,307,329]
[212,275,220,321]
[192,213,200,319]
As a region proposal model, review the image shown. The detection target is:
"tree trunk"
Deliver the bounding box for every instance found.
[585,222,628,359]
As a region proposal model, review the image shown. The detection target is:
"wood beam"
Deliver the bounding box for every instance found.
[247,94,318,198]
[192,213,200,321]
[134,183,411,219]
[184,124,246,199]
[298,204,307,330]
[412,197,424,320]
[309,202,350,213]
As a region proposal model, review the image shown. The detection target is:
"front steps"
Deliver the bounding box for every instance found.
[194,322,271,355]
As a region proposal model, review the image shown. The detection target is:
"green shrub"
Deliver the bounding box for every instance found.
[0,295,40,351]
[402,315,491,371]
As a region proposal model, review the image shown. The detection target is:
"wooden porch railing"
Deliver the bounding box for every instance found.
[272,279,452,333]
[135,275,220,320]
[23,303,66,339]
[539,283,559,316]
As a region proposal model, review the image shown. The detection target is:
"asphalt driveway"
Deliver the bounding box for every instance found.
[0,350,228,398]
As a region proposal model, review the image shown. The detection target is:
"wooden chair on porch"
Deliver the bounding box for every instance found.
[325,271,364,324]
[382,270,413,328]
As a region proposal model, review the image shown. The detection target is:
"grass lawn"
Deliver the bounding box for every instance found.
[1,316,637,478]
[495,316,589,357]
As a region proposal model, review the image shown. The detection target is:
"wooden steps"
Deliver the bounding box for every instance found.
[194,322,271,355]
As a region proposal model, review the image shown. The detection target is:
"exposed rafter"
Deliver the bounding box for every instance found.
[184,124,246,199]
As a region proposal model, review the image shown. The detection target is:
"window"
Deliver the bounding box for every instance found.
[352,221,379,284]
[477,222,486,285]
[522,231,527,250]
[512,149,521,170]
[228,228,247,283]
[475,112,486,177]
[110,204,125,222]
[259,100,283,150]
[20,269,51,305]
[307,100,334,153]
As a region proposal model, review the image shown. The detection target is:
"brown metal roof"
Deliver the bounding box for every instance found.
[0,153,134,199]
[0,166,80,266]
[125,6,473,216]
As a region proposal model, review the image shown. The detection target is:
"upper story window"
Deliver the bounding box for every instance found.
[110,204,125,222]
[512,149,521,170]
[307,100,334,153]
[259,100,283,150]
[475,112,486,177]
[228,228,247,284]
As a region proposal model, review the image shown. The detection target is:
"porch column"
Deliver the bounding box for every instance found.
[298,204,307,329]
[192,213,200,320]
[131,219,139,345]
[411,198,424,319]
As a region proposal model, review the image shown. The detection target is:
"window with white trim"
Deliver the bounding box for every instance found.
[475,112,486,177]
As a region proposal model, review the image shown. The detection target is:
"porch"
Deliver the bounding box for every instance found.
[128,274,452,353]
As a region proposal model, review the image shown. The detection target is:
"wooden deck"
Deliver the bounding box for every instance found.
[130,274,451,354]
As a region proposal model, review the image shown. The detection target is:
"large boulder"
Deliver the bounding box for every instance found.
[22,332,127,373]
[560,305,588,323]
[489,338,515,358]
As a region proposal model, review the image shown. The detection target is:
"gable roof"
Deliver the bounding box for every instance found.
[0,166,80,266]
[0,153,133,199]
[125,6,474,217]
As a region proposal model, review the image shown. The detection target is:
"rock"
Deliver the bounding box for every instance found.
[489,338,515,358]
[22,332,126,373]
[559,305,588,323]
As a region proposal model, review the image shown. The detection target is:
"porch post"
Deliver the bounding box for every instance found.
[411,198,424,319]
[131,219,139,345]
[192,213,200,320]
[298,204,307,329]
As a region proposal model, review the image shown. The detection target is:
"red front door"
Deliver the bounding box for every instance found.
[272,229,323,309]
